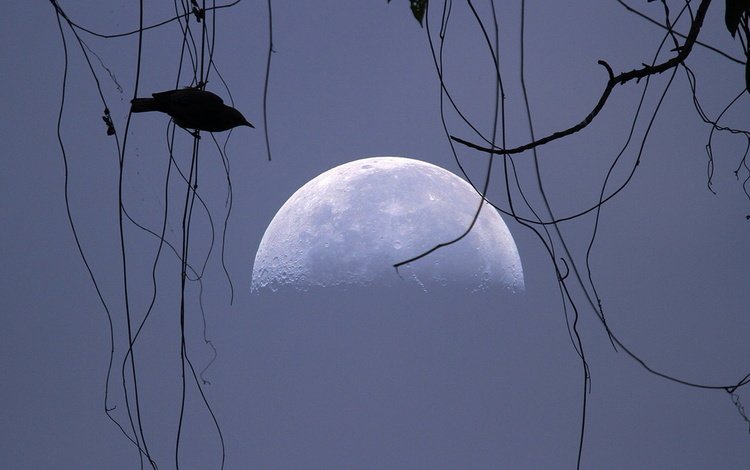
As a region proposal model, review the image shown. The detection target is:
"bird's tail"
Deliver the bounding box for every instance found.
[130,98,160,113]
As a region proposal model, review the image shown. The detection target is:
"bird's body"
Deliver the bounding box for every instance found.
[131,88,253,132]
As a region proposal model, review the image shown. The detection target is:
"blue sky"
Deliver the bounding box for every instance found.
[2,1,750,468]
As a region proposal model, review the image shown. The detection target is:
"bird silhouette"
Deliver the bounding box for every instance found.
[131,87,253,134]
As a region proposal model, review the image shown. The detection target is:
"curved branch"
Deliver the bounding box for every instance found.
[616,0,743,64]
[451,0,713,156]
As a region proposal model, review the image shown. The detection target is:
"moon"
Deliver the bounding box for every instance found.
[251,156,524,292]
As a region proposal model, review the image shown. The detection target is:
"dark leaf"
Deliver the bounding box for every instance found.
[410,0,427,26]
[726,0,750,37]
[388,0,427,26]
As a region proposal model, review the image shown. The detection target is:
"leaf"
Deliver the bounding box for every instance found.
[410,0,427,26]
[726,0,750,37]
[388,0,427,26]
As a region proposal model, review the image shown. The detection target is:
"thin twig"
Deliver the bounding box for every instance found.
[451,0,712,156]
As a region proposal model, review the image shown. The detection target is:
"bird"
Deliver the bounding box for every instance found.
[130,87,253,134]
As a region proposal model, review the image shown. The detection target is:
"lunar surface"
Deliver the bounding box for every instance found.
[251,156,524,292]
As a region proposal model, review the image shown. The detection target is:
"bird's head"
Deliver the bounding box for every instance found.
[227,107,254,129]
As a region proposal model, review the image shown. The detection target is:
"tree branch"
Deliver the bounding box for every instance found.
[451,0,713,156]
[617,0,743,64]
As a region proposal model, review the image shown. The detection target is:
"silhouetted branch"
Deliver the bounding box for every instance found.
[617,0,744,64]
[451,0,713,156]
[263,0,274,161]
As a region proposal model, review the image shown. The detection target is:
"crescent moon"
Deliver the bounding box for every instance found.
[251,156,524,293]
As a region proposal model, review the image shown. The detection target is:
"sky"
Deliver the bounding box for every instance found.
[2,1,750,469]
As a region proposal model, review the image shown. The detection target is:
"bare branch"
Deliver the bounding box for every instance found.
[616,0,743,64]
[451,0,713,156]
